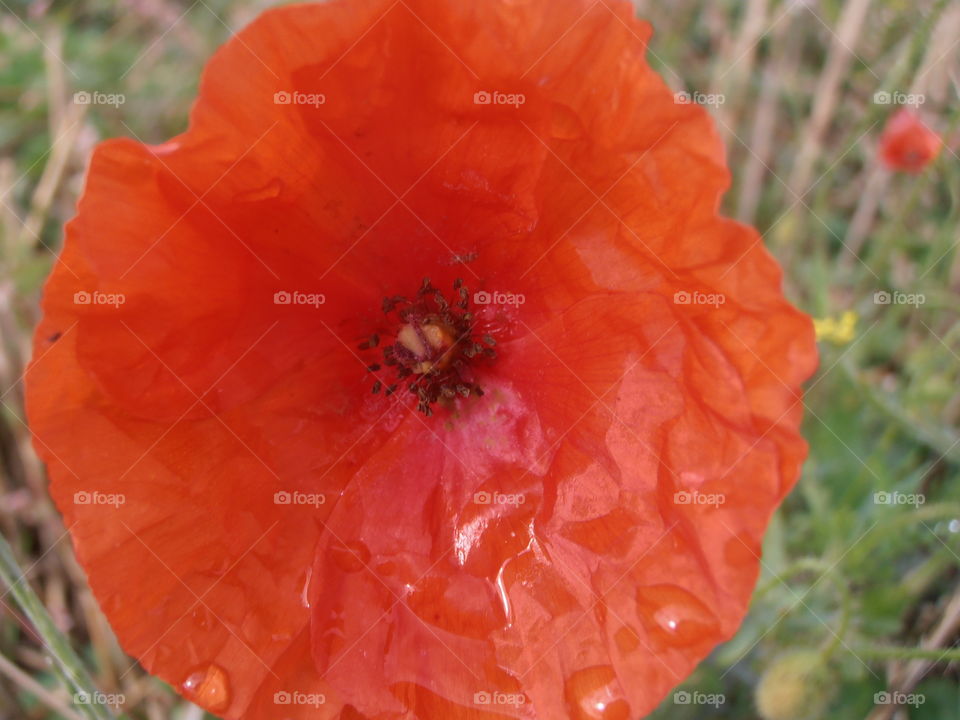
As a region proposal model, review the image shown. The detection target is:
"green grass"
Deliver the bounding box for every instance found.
[1,0,959,718]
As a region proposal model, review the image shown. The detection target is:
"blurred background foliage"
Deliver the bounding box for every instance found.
[0,0,958,718]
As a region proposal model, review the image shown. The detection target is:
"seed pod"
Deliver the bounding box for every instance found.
[755,650,833,720]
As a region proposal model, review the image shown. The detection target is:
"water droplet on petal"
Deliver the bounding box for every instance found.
[213,559,233,578]
[300,566,313,609]
[190,606,215,630]
[181,663,231,714]
[635,583,720,648]
[495,564,514,626]
[233,178,283,203]
[564,666,630,720]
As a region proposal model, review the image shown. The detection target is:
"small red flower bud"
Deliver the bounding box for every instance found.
[879,108,942,173]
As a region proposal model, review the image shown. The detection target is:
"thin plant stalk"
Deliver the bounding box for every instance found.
[0,532,116,720]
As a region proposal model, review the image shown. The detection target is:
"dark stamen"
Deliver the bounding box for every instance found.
[362,277,495,415]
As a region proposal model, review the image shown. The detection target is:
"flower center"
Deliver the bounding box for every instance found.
[363,278,495,416]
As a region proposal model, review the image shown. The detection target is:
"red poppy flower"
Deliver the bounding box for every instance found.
[26,0,816,718]
[879,108,941,173]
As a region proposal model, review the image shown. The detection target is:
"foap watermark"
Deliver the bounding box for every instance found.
[473,691,526,707]
[274,91,326,107]
[874,491,925,508]
[274,690,326,707]
[75,691,125,707]
[673,691,725,708]
[274,490,326,507]
[274,290,326,307]
[73,91,125,107]
[674,490,726,508]
[874,691,925,708]
[873,290,925,308]
[74,491,125,508]
[674,90,725,107]
[74,290,125,307]
[474,490,525,507]
[473,90,526,108]
[473,290,525,307]
[873,91,925,108]
[674,290,725,308]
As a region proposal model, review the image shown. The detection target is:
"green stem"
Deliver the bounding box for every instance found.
[0,533,116,720]
[846,502,960,569]
[854,645,960,662]
[754,557,833,599]
[753,556,854,659]
[841,359,960,464]
[820,577,853,660]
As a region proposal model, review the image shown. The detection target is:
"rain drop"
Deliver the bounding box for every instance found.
[233,178,283,203]
[563,666,630,720]
[181,663,231,714]
[635,584,720,648]
[300,566,313,609]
